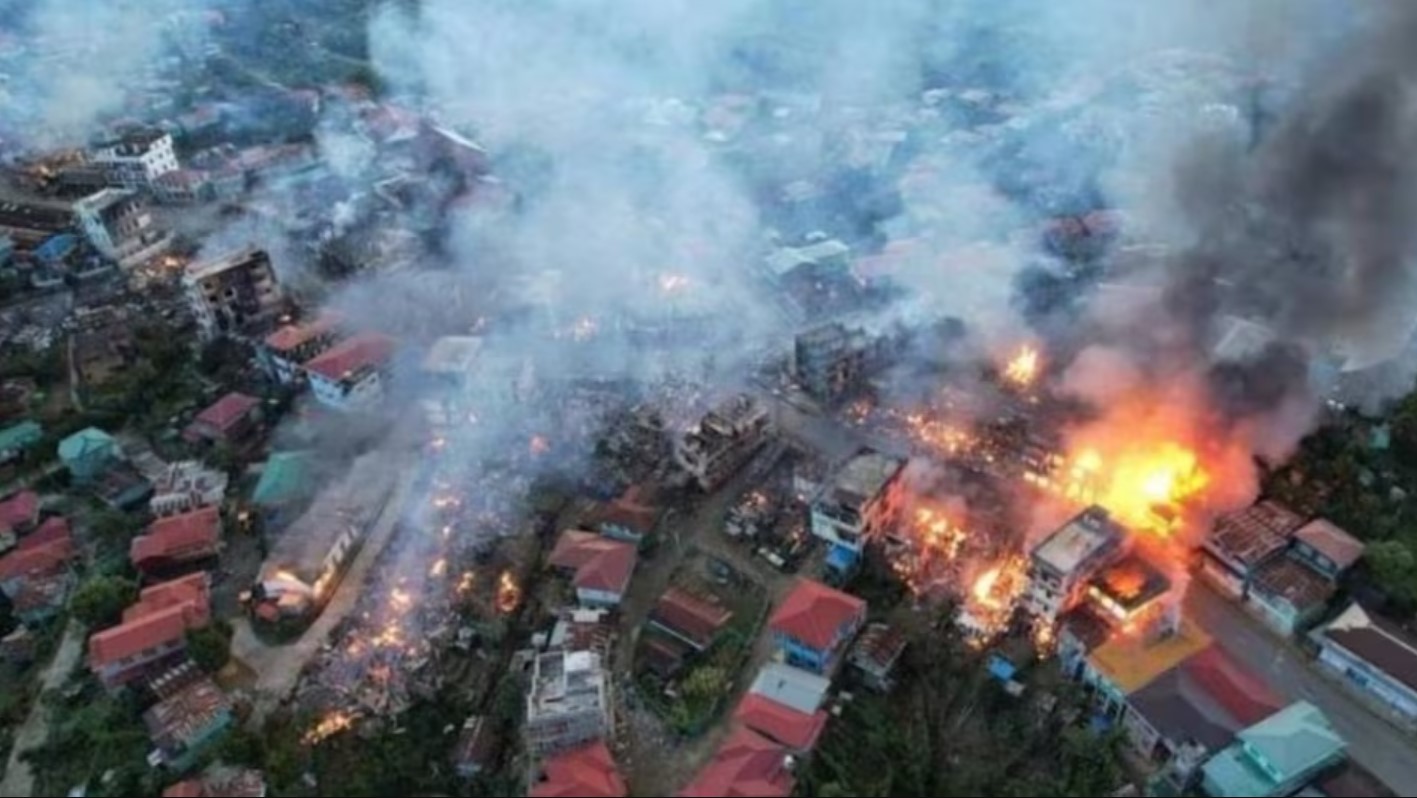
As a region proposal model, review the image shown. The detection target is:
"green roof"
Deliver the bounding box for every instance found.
[1203,702,1345,797]
[252,451,315,507]
[57,427,116,462]
[0,421,43,453]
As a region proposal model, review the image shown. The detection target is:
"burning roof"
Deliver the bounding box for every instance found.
[1087,555,1172,619]
[1031,506,1127,579]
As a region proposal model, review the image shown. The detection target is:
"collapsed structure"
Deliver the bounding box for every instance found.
[525,649,612,757]
[674,394,772,492]
[182,247,284,341]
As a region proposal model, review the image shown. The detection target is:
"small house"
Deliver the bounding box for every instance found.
[768,578,866,674]
[144,670,234,772]
[648,587,733,651]
[1201,702,1346,798]
[847,622,908,692]
[58,427,121,483]
[1247,557,1335,638]
[184,392,263,448]
[527,740,627,798]
[250,450,315,526]
[1312,603,1417,727]
[1289,519,1365,582]
[1200,502,1304,600]
[89,573,211,691]
[548,530,638,608]
[131,507,222,580]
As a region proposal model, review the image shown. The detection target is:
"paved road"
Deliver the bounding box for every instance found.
[232,462,417,722]
[0,622,85,798]
[1186,582,1417,796]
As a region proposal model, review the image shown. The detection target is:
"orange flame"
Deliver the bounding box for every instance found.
[1003,344,1041,388]
[496,570,521,614]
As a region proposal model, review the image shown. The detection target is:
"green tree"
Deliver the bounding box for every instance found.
[1367,540,1417,611]
[90,508,143,546]
[188,622,234,673]
[70,576,138,627]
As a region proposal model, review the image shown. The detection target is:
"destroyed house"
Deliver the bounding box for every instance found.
[420,335,483,428]
[261,312,343,385]
[182,247,283,341]
[89,574,211,690]
[848,622,908,692]
[305,332,396,411]
[1025,506,1127,622]
[769,578,866,674]
[1086,554,1172,627]
[255,455,395,619]
[527,740,627,798]
[1313,603,1417,726]
[674,395,772,492]
[0,489,40,535]
[73,188,171,267]
[0,199,73,248]
[1201,501,1305,599]
[526,650,612,757]
[793,322,875,404]
[809,448,907,566]
[144,672,233,771]
[548,530,638,608]
[131,507,222,578]
[649,587,733,651]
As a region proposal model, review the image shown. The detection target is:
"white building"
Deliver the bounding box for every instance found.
[525,650,612,757]
[73,189,172,268]
[149,460,228,518]
[93,132,179,189]
[420,335,483,430]
[182,248,283,341]
[809,449,907,557]
[304,332,396,412]
[260,312,343,386]
[1024,506,1128,623]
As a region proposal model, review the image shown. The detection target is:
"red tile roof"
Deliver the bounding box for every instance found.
[132,507,221,568]
[652,587,733,649]
[264,312,340,353]
[89,574,210,671]
[0,534,76,583]
[193,392,260,434]
[1294,519,1366,572]
[548,531,638,595]
[162,781,203,798]
[0,490,39,530]
[769,579,865,652]
[677,726,794,798]
[528,741,627,798]
[732,693,828,751]
[591,498,659,536]
[305,332,395,382]
[17,516,70,552]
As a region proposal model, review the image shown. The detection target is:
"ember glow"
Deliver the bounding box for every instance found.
[496,570,521,614]
[1003,344,1041,389]
[529,434,551,456]
[659,272,691,294]
[303,711,357,745]
[429,557,447,578]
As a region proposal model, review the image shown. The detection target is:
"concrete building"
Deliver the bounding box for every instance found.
[1023,506,1128,623]
[73,188,172,267]
[809,448,907,571]
[1312,603,1417,727]
[525,650,612,757]
[182,248,283,341]
[1201,501,1305,600]
[260,312,343,386]
[793,322,876,405]
[149,461,228,518]
[92,131,179,189]
[768,578,866,674]
[675,394,772,492]
[305,333,396,411]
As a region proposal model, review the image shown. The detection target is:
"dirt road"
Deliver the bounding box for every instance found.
[0,622,85,798]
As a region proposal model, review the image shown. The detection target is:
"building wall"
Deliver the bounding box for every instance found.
[1199,553,1246,600]
[1290,542,1341,581]
[309,370,384,411]
[1317,644,1417,723]
[576,586,623,608]
[96,638,185,690]
[772,611,863,674]
[1122,704,1164,760]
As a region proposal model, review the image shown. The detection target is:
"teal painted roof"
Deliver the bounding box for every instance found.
[0,421,42,452]
[252,451,314,507]
[1203,702,1344,797]
[58,427,115,461]
[1240,701,1344,778]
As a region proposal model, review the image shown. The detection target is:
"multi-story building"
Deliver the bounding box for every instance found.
[182,248,283,341]
[260,312,343,386]
[793,323,891,405]
[768,578,866,674]
[88,573,211,691]
[809,448,907,572]
[148,461,229,518]
[675,395,772,492]
[305,333,397,411]
[525,649,612,757]
[92,131,179,190]
[1023,506,1127,623]
[73,188,172,267]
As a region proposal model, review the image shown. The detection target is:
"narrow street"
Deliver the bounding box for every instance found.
[0,623,86,798]
[1186,582,1417,796]
[232,461,417,722]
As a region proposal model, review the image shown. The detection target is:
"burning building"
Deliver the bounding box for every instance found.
[674,394,772,492]
[526,649,612,757]
[1023,506,1128,624]
[252,455,395,622]
[808,448,907,572]
[182,247,284,341]
[1085,554,1174,631]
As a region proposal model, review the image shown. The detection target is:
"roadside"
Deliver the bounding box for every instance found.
[0,622,85,798]
[1186,581,1417,794]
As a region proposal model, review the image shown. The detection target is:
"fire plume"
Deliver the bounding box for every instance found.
[496,570,521,614]
[304,711,356,745]
[1003,344,1041,388]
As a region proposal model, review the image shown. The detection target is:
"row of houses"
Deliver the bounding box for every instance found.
[0,491,78,626]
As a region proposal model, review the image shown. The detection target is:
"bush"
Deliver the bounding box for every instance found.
[70,576,138,628]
